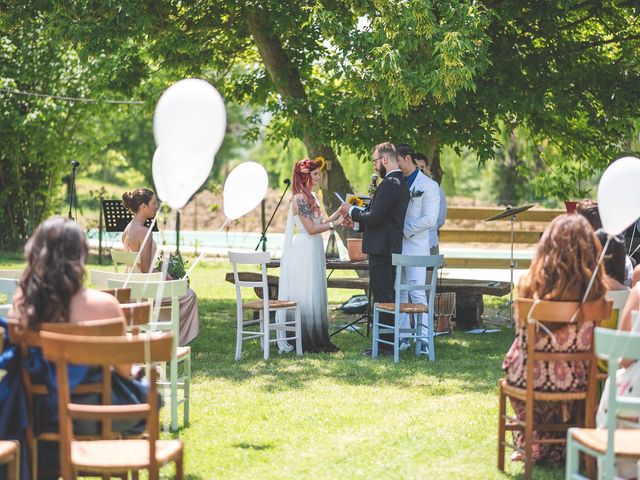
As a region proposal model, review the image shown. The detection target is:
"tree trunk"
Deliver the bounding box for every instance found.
[246,10,355,239]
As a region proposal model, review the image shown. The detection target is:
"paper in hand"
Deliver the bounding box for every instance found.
[334,192,346,204]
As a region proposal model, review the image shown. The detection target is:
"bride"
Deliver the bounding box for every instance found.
[277,158,345,353]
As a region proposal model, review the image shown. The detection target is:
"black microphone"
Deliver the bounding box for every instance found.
[284,178,291,186]
[71,160,80,168]
[371,174,378,185]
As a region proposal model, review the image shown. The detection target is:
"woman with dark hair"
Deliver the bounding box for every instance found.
[276,158,345,353]
[5,216,148,479]
[502,214,607,464]
[121,188,199,346]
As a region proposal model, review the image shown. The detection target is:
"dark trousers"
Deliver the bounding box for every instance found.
[369,254,396,351]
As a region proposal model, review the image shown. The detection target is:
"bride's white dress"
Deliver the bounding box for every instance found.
[276,201,336,353]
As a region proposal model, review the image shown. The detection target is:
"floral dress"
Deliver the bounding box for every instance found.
[502,320,594,463]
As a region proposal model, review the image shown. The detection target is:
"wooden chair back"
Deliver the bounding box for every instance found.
[228,250,271,305]
[514,297,612,423]
[101,287,132,304]
[6,318,126,477]
[38,332,173,480]
[89,269,163,288]
[120,302,153,330]
[110,249,141,273]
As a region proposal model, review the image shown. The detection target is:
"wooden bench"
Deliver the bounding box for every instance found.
[224,272,510,330]
[440,206,564,269]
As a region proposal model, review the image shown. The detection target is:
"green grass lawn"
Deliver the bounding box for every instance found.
[0,253,564,479]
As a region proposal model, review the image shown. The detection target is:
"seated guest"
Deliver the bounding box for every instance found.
[4,216,149,479]
[595,229,628,292]
[502,214,607,464]
[121,188,199,345]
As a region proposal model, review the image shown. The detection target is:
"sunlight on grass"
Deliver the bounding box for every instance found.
[0,253,563,479]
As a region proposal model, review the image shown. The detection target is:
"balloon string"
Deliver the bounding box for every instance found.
[582,235,610,304]
[219,218,230,231]
[183,252,206,279]
[124,217,157,288]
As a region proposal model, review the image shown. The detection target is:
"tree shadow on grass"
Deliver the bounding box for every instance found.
[190,299,514,394]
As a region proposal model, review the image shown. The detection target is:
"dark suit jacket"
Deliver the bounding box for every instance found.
[351,170,410,256]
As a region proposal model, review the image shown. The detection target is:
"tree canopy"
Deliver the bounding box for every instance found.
[1,1,639,247]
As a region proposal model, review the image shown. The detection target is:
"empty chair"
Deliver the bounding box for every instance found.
[108,278,190,432]
[102,286,132,304]
[566,327,640,480]
[372,254,443,363]
[38,331,183,480]
[89,269,163,289]
[110,249,141,273]
[229,251,302,361]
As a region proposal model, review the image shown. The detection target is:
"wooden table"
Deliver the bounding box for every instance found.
[265,259,511,329]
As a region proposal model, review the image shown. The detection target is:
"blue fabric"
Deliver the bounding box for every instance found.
[0,317,30,480]
[405,168,419,189]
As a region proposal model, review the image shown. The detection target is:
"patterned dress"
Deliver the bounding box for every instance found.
[502,320,594,463]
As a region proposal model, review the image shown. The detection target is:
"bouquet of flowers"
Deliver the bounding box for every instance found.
[156,252,187,279]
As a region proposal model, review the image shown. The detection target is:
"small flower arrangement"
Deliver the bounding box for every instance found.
[347,195,365,207]
[156,252,187,279]
[410,188,424,198]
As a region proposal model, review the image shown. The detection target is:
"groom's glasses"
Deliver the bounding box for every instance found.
[372,155,384,164]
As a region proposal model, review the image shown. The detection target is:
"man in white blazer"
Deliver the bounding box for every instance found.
[395,144,440,349]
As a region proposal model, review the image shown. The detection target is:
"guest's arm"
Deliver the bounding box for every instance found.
[617,284,639,367]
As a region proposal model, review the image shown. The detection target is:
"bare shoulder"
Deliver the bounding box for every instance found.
[74,288,124,321]
[293,194,314,218]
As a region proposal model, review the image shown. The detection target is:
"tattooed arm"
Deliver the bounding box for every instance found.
[293,194,343,235]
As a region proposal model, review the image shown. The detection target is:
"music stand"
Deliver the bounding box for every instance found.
[484,204,535,326]
[102,200,158,232]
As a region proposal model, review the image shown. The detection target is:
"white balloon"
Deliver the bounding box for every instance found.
[153,147,213,210]
[223,162,269,220]
[598,156,640,235]
[154,79,226,161]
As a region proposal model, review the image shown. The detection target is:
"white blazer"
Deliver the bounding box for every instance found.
[402,170,440,255]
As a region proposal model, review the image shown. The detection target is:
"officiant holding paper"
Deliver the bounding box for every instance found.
[339,142,410,355]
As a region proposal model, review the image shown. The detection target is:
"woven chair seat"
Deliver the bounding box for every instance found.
[377,303,428,314]
[72,439,183,470]
[500,379,588,402]
[244,300,297,310]
[571,429,640,458]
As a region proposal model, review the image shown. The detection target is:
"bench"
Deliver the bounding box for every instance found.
[224,271,510,330]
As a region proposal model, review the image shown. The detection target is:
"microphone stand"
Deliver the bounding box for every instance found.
[255,179,291,251]
[67,161,80,221]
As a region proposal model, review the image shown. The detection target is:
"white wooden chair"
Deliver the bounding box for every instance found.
[372,254,444,363]
[108,278,190,432]
[229,251,302,361]
[566,327,640,479]
[89,269,163,288]
[110,249,141,273]
[605,289,630,327]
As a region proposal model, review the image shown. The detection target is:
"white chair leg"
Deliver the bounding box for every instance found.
[263,309,270,360]
[372,307,379,358]
[183,352,191,426]
[295,307,302,356]
[393,312,400,364]
[428,311,435,362]
[235,306,243,361]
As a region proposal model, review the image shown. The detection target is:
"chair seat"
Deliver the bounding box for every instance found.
[571,429,640,458]
[0,441,17,460]
[71,439,183,470]
[244,299,297,310]
[377,303,428,314]
[176,346,190,360]
[500,379,588,401]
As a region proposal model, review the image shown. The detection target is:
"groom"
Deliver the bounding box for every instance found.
[340,142,410,354]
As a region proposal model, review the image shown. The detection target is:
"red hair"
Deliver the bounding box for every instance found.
[292,158,321,215]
